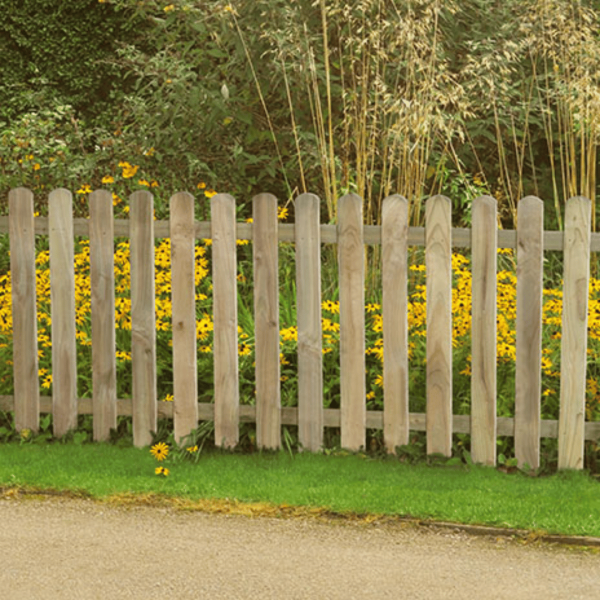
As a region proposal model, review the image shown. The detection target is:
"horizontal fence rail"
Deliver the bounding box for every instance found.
[1,187,600,469]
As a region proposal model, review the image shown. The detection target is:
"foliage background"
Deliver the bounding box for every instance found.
[2,0,600,465]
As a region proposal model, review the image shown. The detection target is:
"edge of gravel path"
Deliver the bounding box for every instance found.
[1,484,599,551]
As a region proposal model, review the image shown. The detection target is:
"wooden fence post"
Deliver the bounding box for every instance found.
[515,196,544,470]
[9,188,39,433]
[89,190,117,442]
[425,195,452,456]
[471,196,498,466]
[170,192,198,445]
[338,193,366,451]
[253,193,281,449]
[558,196,591,470]
[211,193,240,448]
[49,189,78,437]
[130,191,157,447]
[382,195,409,453]
[295,193,323,452]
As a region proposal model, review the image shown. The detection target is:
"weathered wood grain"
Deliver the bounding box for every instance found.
[130,191,157,447]
[170,192,198,445]
[471,196,498,466]
[382,195,409,452]
[425,196,452,456]
[338,193,366,451]
[558,196,591,470]
[49,189,78,437]
[211,193,240,448]
[253,193,281,449]
[89,190,117,441]
[295,193,323,452]
[515,196,543,470]
[9,188,39,432]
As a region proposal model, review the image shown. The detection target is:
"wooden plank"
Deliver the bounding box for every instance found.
[211,193,240,448]
[425,195,452,456]
[9,188,39,432]
[295,193,323,452]
[130,191,157,447]
[89,190,117,441]
[470,196,498,466]
[515,196,544,470]
[381,195,409,452]
[48,189,78,437]
[170,192,198,445]
[2,391,600,441]
[3,212,600,252]
[338,193,366,451]
[253,193,281,449]
[558,196,591,470]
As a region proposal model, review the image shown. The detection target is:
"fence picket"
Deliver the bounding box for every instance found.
[211,193,240,448]
[253,193,281,449]
[558,196,591,470]
[2,186,597,469]
[89,190,117,441]
[338,193,366,451]
[9,188,39,432]
[515,196,544,470]
[425,195,452,456]
[170,192,198,445]
[382,195,409,452]
[49,189,78,437]
[471,196,498,466]
[295,193,323,452]
[130,191,157,447]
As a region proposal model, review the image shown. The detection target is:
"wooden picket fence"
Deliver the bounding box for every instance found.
[1,187,600,470]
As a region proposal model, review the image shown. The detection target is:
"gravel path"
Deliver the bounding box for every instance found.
[1,497,599,599]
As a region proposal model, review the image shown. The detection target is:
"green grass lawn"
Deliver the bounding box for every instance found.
[0,442,599,537]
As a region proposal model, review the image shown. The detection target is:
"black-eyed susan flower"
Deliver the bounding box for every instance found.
[155,466,170,476]
[150,442,169,461]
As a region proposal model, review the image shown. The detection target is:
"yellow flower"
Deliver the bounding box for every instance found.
[197,182,206,190]
[164,4,175,12]
[76,184,92,195]
[138,179,150,187]
[119,162,139,179]
[102,175,115,184]
[204,189,217,198]
[322,300,340,314]
[150,442,169,461]
[155,466,170,476]
[238,342,252,356]
[277,206,288,221]
[280,326,298,342]
[33,163,41,171]
[186,445,198,453]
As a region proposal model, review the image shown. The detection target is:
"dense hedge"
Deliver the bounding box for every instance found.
[0,0,141,122]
